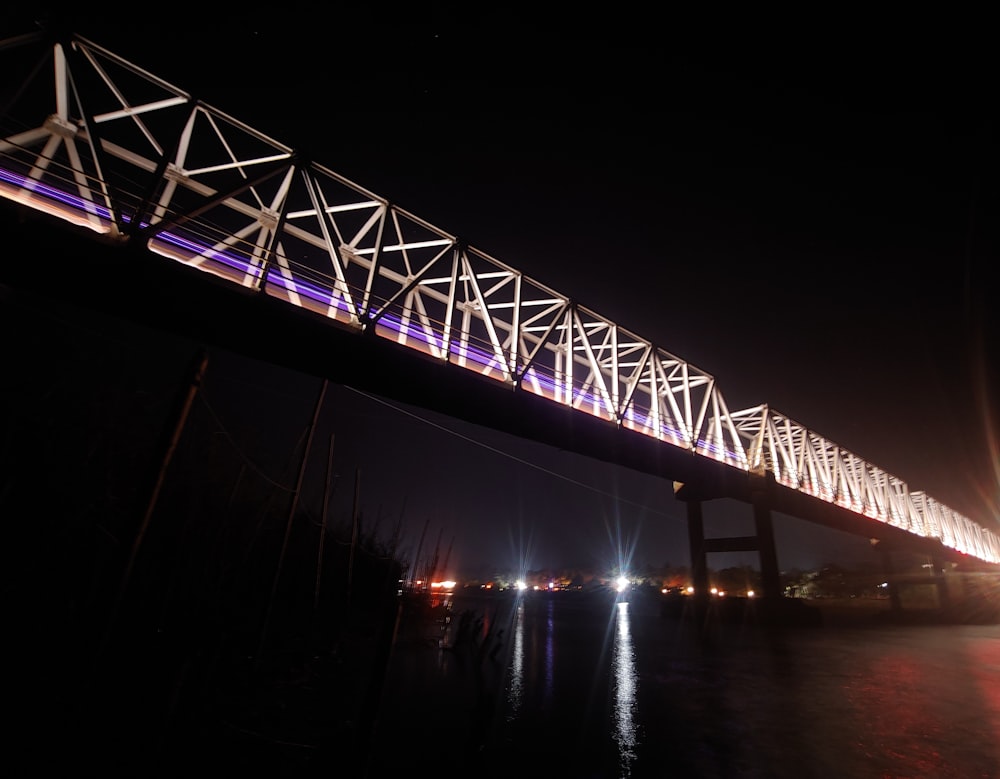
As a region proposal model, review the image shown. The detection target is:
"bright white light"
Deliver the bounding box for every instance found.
[616,575,629,593]
[612,600,638,773]
[516,579,527,591]
[747,590,755,598]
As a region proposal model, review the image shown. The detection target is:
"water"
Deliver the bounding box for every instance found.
[384,588,1000,779]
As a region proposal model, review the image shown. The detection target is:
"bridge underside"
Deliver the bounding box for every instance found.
[2,203,992,578]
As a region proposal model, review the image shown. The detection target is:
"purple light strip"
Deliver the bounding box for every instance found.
[0,166,777,455]
[0,168,112,219]
[8,167,994,560]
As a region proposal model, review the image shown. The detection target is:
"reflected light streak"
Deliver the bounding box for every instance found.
[544,599,555,705]
[506,602,525,720]
[613,601,638,777]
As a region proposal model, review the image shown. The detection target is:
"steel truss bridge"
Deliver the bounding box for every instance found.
[2,28,998,568]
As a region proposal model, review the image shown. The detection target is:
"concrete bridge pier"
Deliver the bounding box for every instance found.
[684,499,711,603]
[931,554,952,613]
[874,541,956,619]
[676,475,783,602]
[751,483,783,601]
[875,542,904,613]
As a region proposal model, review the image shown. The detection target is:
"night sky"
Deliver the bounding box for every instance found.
[5,9,998,579]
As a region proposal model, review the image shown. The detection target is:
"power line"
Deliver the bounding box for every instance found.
[197,390,297,493]
[344,386,682,521]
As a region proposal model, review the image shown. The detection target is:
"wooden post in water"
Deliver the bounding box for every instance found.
[410,516,430,592]
[315,433,335,613]
[346,466,362,614]
[257,378,327,667]
[99,347,209,662]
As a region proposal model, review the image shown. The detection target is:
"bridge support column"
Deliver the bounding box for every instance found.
[685,500,711,601]
[750,486,782,600]
[931,554,952,615]
[877,544,903,613]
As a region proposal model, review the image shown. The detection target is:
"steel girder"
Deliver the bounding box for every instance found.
[2,30,997,565]
[731,406,1000,563]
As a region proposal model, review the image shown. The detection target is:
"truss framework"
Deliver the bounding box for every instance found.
[2,30,996,564]
[730,407,998,561]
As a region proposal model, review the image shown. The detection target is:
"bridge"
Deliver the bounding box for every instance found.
[2,27,998,605]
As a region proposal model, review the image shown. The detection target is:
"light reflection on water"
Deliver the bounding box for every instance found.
[484,591,1000,779]
[493,590,644,778]
[613,601,638,776]
[507,601,525,718]
[544,598,555,705]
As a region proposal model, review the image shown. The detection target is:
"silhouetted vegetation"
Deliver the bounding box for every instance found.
[2,293,414,774]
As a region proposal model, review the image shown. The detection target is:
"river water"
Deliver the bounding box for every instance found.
[372,587,1000,779]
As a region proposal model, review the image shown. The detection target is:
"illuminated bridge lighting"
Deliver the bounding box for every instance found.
[0,168,113,233]
[8,158,987,564]
[2,26,999,567]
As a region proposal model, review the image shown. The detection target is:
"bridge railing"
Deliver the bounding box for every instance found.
[2,28,997,565]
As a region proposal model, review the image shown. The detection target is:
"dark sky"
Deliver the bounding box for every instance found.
[7,9,998,578]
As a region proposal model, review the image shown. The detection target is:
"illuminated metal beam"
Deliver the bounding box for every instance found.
[1,28,996,565]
